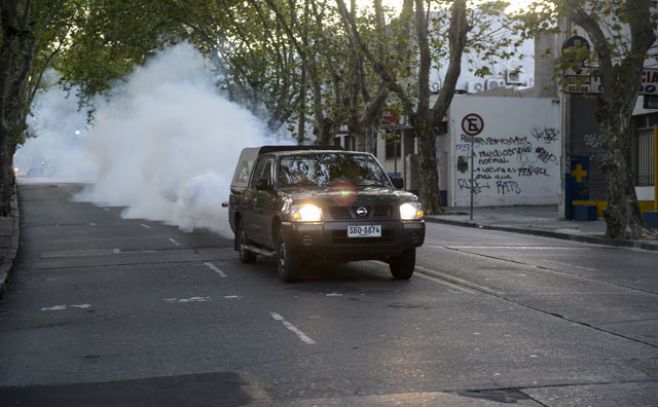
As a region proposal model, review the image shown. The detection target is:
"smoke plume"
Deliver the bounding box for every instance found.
[17,43,279,236]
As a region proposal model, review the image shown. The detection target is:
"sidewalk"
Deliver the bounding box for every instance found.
[0,185,20,298]
[426,205,658,251]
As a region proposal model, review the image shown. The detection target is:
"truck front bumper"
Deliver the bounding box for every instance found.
[280,220,425,262]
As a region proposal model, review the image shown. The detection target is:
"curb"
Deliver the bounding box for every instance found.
[0,183,20,299]
[426,216,658,252]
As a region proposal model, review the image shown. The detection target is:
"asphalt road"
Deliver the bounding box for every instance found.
[1,183,657,406]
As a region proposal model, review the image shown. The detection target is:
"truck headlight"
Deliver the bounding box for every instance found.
[291,204,323,222]
[400,202,424,220]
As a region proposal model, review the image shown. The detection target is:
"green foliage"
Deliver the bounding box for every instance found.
[55,1,196,98]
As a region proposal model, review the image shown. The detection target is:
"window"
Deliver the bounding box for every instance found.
[234,160,254,185]
[344,135,353,151]
[384,133,401,159]
[278,153,391,188]
[251,158,273,187]
[634,115,657,186]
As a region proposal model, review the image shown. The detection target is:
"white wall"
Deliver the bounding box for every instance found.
[448,95,561,207]
[636,186,655,201]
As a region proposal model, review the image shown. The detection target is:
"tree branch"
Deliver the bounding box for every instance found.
[431,0,469,125]
[335,0,415,117]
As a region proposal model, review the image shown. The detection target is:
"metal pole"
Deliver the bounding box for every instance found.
[394,134,398,175]
[470,137,475,220]
[654,124,658,210]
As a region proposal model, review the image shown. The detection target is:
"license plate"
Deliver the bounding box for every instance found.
[347,225,382,238]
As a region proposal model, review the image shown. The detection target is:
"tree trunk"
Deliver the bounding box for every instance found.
[566,0,656,240]
[598,106,654,239]
[0,125,15,217]
[414,114,442,214]
[1,0,35,216]
[297,64,307,144]
[364,125,378,155]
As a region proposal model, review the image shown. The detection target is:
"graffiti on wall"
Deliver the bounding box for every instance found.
[457,128,560,197]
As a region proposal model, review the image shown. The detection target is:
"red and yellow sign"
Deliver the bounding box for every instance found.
[565,68,658,95]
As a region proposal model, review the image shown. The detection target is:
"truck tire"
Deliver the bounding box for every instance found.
[276,234,302,283]
[237,226,257,264]
[389,248,415,280]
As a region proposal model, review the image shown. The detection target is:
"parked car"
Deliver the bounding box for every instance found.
[227,145,425,282]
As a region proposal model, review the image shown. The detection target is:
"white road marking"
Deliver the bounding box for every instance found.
[41,305,66,311]
[441,245,581,250]
[224,295,241,299]
[103,208,110,212]
[270,312,316,344]
[140,224,151,229]
[169,238,181,247]
[325,292,342,297]
[113,248,121,254]
[89,223,96,226]
[204,262,227,278]
[41,304,91,312]
[164,297,211,303]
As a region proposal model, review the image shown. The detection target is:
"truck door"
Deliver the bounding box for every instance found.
[244,157,274,245]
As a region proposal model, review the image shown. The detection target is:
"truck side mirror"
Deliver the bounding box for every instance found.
[391,177,404,189]
[255,179,271,191]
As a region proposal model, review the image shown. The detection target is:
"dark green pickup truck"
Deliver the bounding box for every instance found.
[227,146,425,282]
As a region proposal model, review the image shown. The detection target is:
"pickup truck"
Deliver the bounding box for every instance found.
[228,145,425,282]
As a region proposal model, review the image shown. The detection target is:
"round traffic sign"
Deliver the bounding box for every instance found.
[461,113,484,136]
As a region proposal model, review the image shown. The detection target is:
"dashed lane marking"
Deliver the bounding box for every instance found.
[431,245,581,250]
[41,304,92,312]
[113,248,121,254]
[169,238,181,247]
[204,262,227,278]
[270,312,316,344]
[164,297,211,303]
[140,224,151,229]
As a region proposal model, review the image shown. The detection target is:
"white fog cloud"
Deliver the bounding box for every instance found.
[18,43,282,237]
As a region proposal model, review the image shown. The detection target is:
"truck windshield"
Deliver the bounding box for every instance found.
[278,153,392,188]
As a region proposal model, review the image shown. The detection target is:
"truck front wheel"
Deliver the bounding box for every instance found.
[388,248,416,280]
[276,234,302,283]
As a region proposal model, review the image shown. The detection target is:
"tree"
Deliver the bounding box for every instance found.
[252,0,394,145]
[1,0,212,216]
[0,0,81,216]
[521,0,656,240]
[337,0,516,214]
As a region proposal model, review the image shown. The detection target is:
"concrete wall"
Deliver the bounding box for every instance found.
[448,95,561,207]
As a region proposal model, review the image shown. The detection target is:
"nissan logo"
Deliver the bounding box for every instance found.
[356,207,368,217]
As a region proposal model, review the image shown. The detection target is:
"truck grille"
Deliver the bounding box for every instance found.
[327,205,394,220]
[328,206,352,219]
[331,229,395,244]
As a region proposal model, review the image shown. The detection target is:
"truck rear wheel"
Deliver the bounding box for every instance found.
[277,235,302,283]
[389,248,416,280]
[238,227,257,264]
